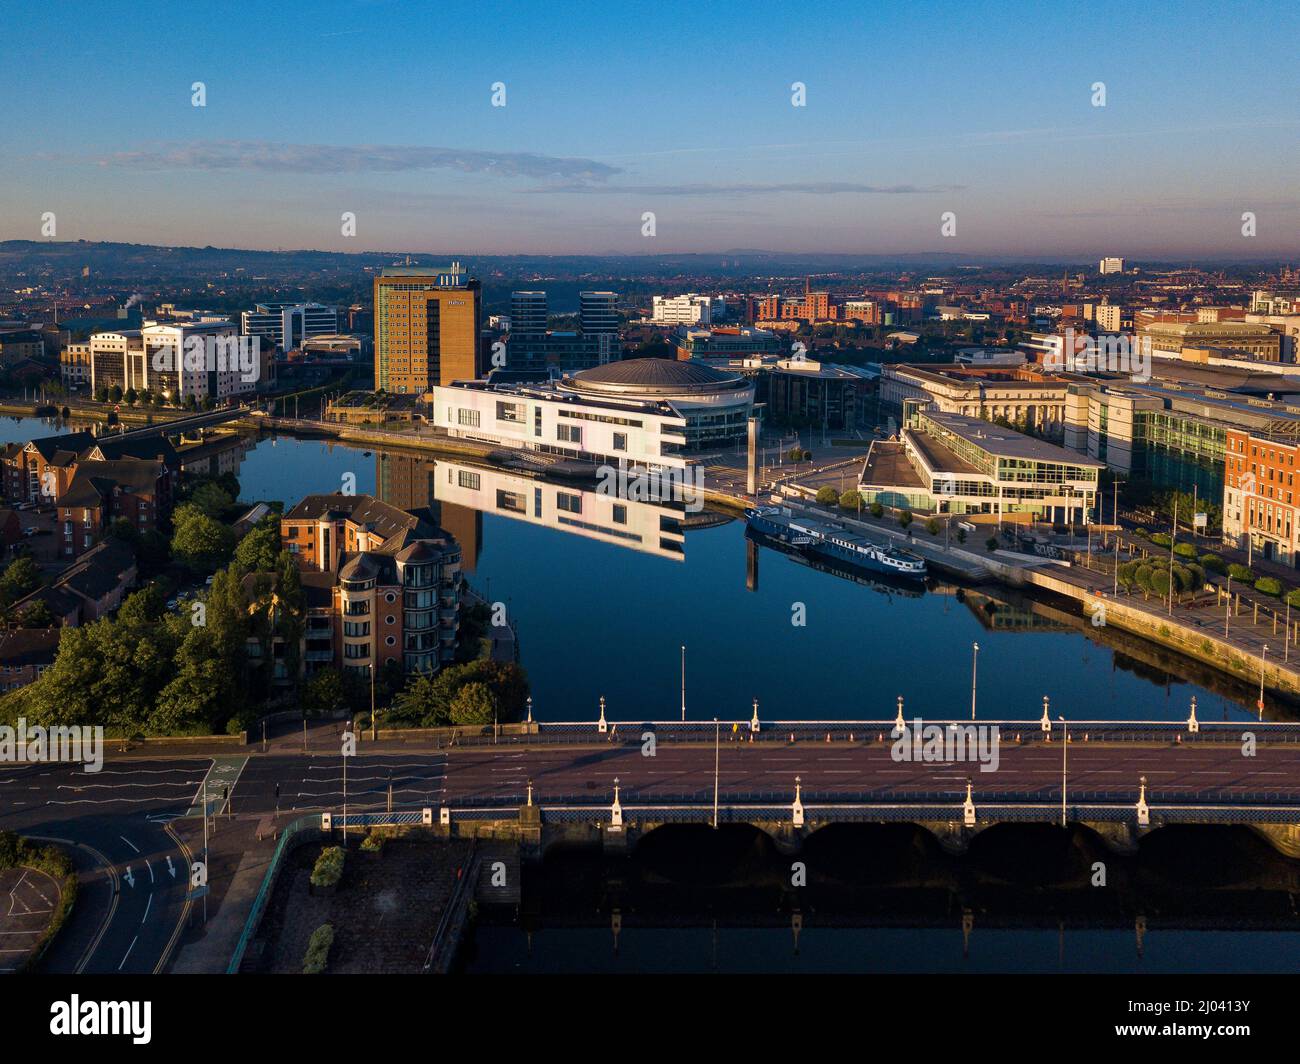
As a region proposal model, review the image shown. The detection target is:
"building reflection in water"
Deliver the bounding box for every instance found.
[374,451,690,566]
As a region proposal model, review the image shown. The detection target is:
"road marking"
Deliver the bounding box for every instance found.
[119,835,139,853]
[118,935,137,971]
[141,894,152,924]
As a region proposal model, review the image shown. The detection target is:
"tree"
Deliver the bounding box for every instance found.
[108,385,122,403]
[303,669,351,717]
[449,682,498,726]
[869,501,884,518]
[0,556,42,606]
[188,481,234,520]
[839,489,862,511]
[125,388,138,406]
[925,517,941,536]
[19,600,55,628]
[815,486,840,506]
[171,505,235,572]
[234,518,281,576]
[898,510,913,528]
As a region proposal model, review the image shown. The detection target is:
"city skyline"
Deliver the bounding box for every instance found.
[1,0,1297,258]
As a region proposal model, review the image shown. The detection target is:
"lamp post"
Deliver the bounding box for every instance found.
[712,717,721,829]
[342,718,351,849]
[1059,716,1068,829]
[970,642,980,721]
[681,644,686,723]
[1112,480,1125,595]
[1259,643,1269,720]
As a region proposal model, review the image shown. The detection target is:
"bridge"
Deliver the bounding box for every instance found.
[110,405,253,439]
[328,713,1300,859]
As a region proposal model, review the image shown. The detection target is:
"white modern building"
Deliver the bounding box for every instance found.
[240,302,338,351]
[651,294,715,326]
[1099,257,1126,275]
[88,321,265,403]
[433,358,755,469]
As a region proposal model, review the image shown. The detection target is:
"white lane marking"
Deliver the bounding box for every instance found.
[141,894,152,924]
[120,836,139,853]
[146,860,154,884]
[118,935,138,971]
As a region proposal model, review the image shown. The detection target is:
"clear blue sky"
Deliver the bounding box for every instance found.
[1,0,1296,258]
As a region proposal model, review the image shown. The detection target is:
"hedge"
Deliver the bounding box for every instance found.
[1227,563,1254,582]
[1254,576,1283,597]
[310,846,345,889]
[303,924,335,974]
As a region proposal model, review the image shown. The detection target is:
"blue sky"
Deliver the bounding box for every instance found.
[1,0,1296,258]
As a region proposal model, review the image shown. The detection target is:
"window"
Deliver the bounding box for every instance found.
[612,504,627,525]
[557,492,582,514]
[344,621,370,637]
[457,470,481,491]
[613,432,627,451]
[557,424,582,444]
[457,408,481,427]
[496,489,527,514]
[496,400,525,424]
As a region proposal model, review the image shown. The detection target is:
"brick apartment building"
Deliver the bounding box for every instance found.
[281,494,462,678]
[1223,429,1300,566]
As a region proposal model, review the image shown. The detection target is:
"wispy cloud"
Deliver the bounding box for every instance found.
[93,140,621,182]
[527,181,962,196]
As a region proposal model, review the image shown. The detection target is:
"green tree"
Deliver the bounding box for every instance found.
[449,681,498,726]
[839,489,862,511]
[19,600,55,628]
[815,486,840,506]
[233,516,281,574]
[0,556,42,606]
[171,505,235,572]
[188,481,234,519]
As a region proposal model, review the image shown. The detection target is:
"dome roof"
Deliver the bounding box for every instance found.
[567,357,746,394]
[338,553,381,583]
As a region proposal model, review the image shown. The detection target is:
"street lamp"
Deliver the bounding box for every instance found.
[681,644,687,722]
[712,717,721,829]
[970,642,980,721]
[1259,643,1269,720]
[1058,716,1068,829]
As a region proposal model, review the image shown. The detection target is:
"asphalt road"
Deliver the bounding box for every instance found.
[440,739,1300,805]
[0,758,201,973]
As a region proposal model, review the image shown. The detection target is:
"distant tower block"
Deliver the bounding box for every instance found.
[746,415,760,495]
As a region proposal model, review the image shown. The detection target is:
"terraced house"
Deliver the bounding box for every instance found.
[281,494,462,678]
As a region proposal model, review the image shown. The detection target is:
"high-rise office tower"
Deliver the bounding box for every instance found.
[374,263,482,392]
[510,291,549,336]
[579,291,619,335]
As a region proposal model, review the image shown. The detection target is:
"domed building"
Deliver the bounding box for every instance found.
[559,358,755,448]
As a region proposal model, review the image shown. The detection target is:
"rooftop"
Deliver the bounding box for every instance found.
[921,410,1105,467]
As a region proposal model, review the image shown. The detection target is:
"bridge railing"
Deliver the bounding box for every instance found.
[439,718,1300,748]
[439,786,1300,810]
